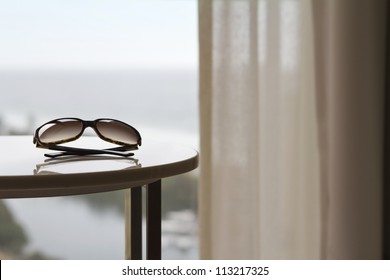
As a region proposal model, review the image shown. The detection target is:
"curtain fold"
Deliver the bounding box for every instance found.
[312,0,387,259]
[385,0,390,260]
[199,0,388,259]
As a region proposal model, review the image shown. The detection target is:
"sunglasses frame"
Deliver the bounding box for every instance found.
[33,118,142,158]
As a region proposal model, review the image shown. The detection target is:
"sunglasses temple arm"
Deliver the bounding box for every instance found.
[44,146,134,158]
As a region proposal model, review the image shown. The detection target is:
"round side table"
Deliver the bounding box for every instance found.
[0,136,199,260]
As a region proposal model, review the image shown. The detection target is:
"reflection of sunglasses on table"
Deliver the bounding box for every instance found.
[34,155,141,175]
[33,118,142,158]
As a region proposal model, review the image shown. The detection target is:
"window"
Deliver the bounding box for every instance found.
[0,0,198,259]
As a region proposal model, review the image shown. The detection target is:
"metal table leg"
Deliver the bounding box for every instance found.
[146,180,162,260]
[125,180,162,260]
[125,186,143,260]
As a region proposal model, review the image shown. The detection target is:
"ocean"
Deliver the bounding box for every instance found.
[0,68,199,146]
[0,68,199,259]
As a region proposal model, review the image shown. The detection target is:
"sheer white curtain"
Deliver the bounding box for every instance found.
[199,0,320,259]
[199,0,386,259]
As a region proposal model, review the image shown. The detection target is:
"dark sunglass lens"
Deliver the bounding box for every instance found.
[38,119,83,144]
[96,120,139,146]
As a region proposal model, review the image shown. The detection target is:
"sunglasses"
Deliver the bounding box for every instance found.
[33,118,142,158]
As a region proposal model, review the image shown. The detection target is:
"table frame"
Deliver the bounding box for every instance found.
[125,180,162,260]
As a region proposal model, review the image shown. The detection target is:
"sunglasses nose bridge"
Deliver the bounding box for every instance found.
[83,120,95,128]
[84,120,103,138]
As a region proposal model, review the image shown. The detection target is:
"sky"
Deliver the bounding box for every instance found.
[0,0,198,70]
